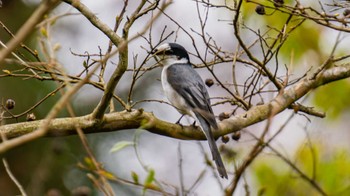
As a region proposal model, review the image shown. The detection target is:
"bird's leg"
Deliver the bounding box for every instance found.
[191,120,196,127]
[175,115,185,124]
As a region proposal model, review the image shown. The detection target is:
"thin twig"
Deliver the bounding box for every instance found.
[2,158,27,196]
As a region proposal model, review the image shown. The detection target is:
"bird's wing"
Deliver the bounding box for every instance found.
[166,64,211,111]
[166,63,217,128]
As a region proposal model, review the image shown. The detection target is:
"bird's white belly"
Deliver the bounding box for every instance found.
[161,66,192,116]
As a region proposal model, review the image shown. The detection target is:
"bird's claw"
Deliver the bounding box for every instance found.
[175,114,185,124]
[191,121,197,127]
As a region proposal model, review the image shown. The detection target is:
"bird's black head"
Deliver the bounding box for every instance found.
[152,43,190,61]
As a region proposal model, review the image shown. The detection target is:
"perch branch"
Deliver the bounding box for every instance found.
[1,64,349,155]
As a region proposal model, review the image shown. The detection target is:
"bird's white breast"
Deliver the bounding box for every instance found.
[161,65,193,116]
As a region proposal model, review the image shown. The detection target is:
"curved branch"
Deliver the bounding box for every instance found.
[219,64,350,135]
[62,0,127,119]
[62,0,172,119]
[1,64,350,154]
[0,110,203,141]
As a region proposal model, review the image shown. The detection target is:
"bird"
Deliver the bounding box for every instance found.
[151,42,228,179]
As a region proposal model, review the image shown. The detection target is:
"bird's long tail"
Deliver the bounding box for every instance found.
[194,111,228,179]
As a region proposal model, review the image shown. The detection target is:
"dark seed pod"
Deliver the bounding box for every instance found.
[5,99,15,110]
[26,113,36,121]
[221,135,230,143]
[255,5,266,15]
[218,112,230,121]
[205,78,214,87]
[274,0,284,7]
[231,131,241,141]
[344,9,350,17]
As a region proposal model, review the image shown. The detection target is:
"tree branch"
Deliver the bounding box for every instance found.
[62,0,172,120]
[0,64,101,155]
[1,64,349,154]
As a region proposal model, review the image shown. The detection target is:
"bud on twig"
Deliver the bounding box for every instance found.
[218,112,230,121]
[26,113,36,121]
[343,9,350,18]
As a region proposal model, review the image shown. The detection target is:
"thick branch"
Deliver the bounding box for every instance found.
[1,110,204,140]
[0,65,101,155]
[62,0,171,119]
[219,64,350,135]
[1,65,350,147]
[62,0,126,120]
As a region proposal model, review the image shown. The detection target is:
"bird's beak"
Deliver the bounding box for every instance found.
[150,44,170,56]
[150,48,161,56]
[147,48,160,62]
[150,48,158,55]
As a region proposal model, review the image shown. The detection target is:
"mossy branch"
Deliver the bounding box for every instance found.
[1,64,349,154]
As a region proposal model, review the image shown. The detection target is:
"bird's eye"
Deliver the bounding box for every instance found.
[164,50,173,55]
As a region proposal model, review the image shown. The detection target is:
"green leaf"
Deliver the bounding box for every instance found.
[83,157,96,170]
[83,60,88,68]
[2,70,11,74]
[40,27,48,38]
[144,169,155,186]
[131,171,139,185]
[109,141,134,153]
[101,170,117,180]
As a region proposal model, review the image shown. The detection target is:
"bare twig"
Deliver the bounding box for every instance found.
[2,158,27,196]
[1,64,350,144]
[90,0,172,119]
[0,64,100,155]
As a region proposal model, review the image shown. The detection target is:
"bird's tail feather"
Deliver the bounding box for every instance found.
[194,112,228,179]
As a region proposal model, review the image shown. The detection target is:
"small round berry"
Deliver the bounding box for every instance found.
[218,112,230,121]
[5,99,15,110]
[221,135,230,143]
[343,9,350,18]
[205,78,214,87]
[274,0,284,7]
[255,5,266,15]
[231,131,241,141]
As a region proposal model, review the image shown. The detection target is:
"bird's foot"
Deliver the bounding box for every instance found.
[175,115,185,124]
[191,121,197,127]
